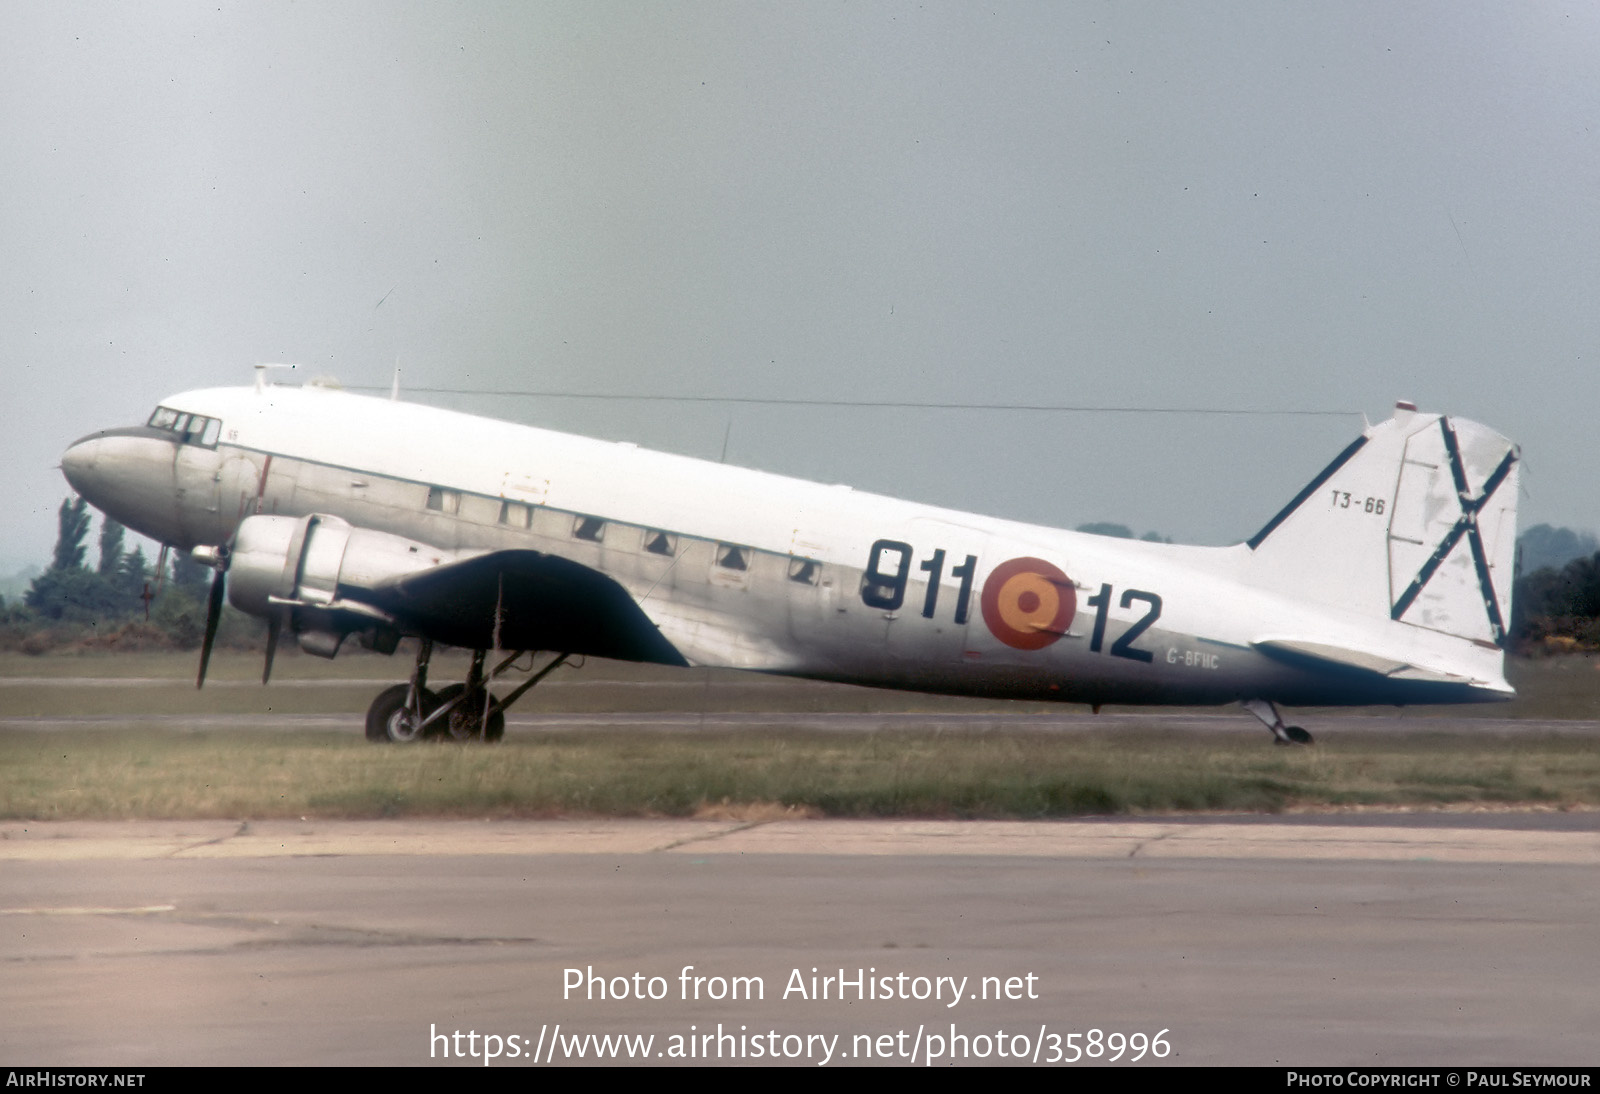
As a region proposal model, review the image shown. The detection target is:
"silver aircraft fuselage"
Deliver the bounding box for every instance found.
[62,383,1520,712]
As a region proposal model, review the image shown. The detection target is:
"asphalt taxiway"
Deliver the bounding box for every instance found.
[3,815,1597,1066]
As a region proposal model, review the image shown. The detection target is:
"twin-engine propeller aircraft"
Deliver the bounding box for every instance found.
[59,372,1520,745]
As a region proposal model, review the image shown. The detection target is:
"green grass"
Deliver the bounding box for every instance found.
[3,649,1597,820]
[4,726,1598,820]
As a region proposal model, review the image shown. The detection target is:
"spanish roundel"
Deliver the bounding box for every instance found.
[980,556,1076,651]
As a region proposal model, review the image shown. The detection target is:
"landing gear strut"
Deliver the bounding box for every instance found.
[1242,698,1314,746]
[366,638,438,742]
[363,641,570,743]
[366,682,438,742]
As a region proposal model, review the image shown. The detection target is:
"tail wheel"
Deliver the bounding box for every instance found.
[365,684,439,743]
[433,683,506,742]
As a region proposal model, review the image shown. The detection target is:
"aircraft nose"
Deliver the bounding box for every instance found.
[58,426,183,544]
[60,433,103,495]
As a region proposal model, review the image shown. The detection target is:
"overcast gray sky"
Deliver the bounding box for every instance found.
[4,2,1596,575]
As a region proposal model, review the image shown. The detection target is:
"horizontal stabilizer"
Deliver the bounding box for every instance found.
[1251,638,1497,688]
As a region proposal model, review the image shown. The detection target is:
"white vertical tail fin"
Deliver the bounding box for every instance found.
[1246,405,1520,650]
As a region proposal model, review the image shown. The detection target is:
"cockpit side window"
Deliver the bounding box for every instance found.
[146,406,223,448]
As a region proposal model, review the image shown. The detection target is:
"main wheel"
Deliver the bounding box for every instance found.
[1284,725,1314,745]
[433,684,506,742]
[365,684,438,743]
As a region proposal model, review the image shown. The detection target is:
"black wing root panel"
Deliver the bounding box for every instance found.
[363,550,689,666]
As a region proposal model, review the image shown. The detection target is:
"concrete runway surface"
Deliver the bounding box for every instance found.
[3,816,1598,1067]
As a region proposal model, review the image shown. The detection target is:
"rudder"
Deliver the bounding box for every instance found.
[1247,404,1520,649]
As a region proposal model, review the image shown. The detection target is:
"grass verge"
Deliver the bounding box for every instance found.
[4,727,1599,820]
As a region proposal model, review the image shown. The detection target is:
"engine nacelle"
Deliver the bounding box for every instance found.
[228,514,457,653]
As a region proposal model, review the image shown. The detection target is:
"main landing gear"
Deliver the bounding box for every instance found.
[1242,698,1314,746]
[365,639,571,743]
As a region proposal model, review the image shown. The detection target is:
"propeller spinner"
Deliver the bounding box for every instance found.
[190,538,287,689]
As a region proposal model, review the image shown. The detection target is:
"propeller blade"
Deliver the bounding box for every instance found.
[262,614,281,685]
[196,565,226,689]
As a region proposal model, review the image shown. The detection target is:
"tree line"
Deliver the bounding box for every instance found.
[1511,525,1600,652]
[0,497,256,653]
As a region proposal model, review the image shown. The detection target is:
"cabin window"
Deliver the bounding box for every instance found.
[499,501,533,529]
[644,531,677,557]
[425,487,459,514]
[788,557,819,585]
[574,516,605,542]
[716,545,748,571]
[459,495,500,524]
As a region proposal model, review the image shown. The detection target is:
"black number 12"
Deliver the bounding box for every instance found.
[1086,583,1162,662]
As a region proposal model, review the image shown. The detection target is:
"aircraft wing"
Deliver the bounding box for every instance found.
[361,549,689,666]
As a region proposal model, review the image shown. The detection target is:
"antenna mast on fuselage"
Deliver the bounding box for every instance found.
[253,363,300,392]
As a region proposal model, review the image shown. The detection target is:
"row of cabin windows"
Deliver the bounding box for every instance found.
[421,486,818,585]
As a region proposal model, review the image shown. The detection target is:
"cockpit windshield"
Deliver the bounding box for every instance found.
[147,406,221,447]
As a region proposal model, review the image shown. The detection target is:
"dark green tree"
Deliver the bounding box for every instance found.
[171,552,210,594]
[51,497,91,572]
[1517,525,1599,576]
[23,502,150,624]
[1511,550,1600,647]
[1076,522,1134,539]
[117,545,151,607]
[1076,522,1172,543]
[24,566,120,621]
[98,516,125,575]
[1559,553,1600,619]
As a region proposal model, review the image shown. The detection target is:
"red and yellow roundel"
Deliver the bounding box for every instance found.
[980,557,1076,650]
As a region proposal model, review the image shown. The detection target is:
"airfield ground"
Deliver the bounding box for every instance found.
[2,649,1597,820]
[5,650,1599,1066]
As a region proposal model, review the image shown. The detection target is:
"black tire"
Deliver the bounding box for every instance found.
[433,683,505,742]
[365,684,438,743]
[1285,725,1314,745]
